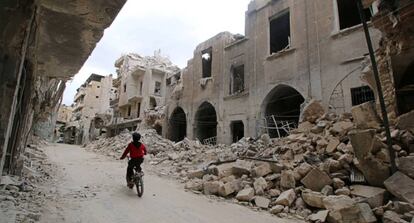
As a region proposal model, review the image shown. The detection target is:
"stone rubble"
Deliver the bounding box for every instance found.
[86,107,414,222]
[0,144,55,223]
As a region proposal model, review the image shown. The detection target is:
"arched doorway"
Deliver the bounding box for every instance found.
[195,102,217,144]
[261,85,305,138]
[169,107,187,142]
[396,61,414,115]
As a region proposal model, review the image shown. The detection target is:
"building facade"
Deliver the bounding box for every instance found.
[107,52,180,136]
[65,74,112,144]
[165,0,382,145]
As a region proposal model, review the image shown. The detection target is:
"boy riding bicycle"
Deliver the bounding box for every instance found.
[120,132,147,188]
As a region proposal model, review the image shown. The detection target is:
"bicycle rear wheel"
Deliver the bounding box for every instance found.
[135,177,144,197]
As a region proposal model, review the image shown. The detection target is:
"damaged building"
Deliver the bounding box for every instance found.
[64,74,113,145]
[165,0,385,144]
[107,52,180,136]
[0,0,126,175]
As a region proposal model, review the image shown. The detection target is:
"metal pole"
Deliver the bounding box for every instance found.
[356,0,397,173]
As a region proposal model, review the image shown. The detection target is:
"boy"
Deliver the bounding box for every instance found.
[120,132,147,188]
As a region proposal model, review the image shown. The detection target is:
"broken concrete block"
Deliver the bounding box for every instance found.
[333,178,345,189]
[232,159,253,176]
[301,168,332,191]
[384,171,414,204]
[280,170,296,189]
[331,121,354,137]
[236,187,254,201]
[396,110,414,131]
[184,179,203,191]
[270,205,284,214]
[269,189,281,197]
[253,177,267,195]
[335,187,351,196]
[269,163,284,173]
[349,129,376,159]
[187,169,206,179]
[383,210,408,223]
[212,163,234,178]
[300,99,325,123]
[326,138,340,153]
[323,195,356,211]
[323,195,358,223]
[203,181,221,195]
[254,196,270,209]
[297,121,314,133]
[351,101,381,129]
[302,189,325,208]
[350,184,387,208]
[308,210,329,222]
[275,189,296,206]
[218,181,238,197]
[355,156,391,187]
[398,156,414,178]
[350,129,391,186]
[296,162,312,177]
[251,162,272,177]
[357,203,377,223]
[321,185,334,196]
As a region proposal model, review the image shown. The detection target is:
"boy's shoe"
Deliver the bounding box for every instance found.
[127,181,134,189]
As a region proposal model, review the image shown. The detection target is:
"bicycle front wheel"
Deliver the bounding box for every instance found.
[135,177,144,197]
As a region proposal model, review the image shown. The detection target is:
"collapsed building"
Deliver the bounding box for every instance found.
[0,0,126,175]
[64,74,113,145]
[55,104,73,142]
[107,52,180,136]
[165,0,389,145]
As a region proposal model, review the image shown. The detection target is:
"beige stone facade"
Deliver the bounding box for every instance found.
[65,74,112,144]
[165,0,384,145]
[107,52,180,135]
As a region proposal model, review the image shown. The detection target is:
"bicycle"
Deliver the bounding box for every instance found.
[126,157,144,197]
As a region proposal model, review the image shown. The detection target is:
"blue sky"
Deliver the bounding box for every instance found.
[62,0,251,105]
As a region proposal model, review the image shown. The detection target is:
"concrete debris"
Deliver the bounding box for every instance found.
[275,189,296,207]
[254,196,270,209]
[398,156,414,178]
[236,187,255,201]
[384,171,414,204]
[85,108,414,221]
[301,168,332,192]
[308,210,329,222]
[396,110,414,132]
[0,145,56,223]
[350,185,387,208]
[300,100,325,124]
[351,101,381,129]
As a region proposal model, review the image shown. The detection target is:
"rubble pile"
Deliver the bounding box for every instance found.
[0,145,55,223]
[87,101,414,222]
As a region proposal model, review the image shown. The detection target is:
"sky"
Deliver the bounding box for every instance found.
[62,0,251,105]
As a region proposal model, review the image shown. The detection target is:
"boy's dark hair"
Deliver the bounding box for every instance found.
[132,132,141,141]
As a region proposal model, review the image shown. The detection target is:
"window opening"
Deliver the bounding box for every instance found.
[230,65,245,95]
[154,81,161,95]
[201,47,212,78]
[350,86,375,106]
[270,11,290,54]
[337,0,372,30]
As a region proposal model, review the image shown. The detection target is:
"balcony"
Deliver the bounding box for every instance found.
[131,66,146,78]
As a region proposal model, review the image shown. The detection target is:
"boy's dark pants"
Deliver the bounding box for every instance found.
[126,157,144,182]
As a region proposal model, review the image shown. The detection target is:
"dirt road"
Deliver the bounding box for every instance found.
[40,144,302,223]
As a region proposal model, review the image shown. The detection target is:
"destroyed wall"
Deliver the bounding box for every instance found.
[166,0,383,145]
[361,0,414,123]
[110,52,180,135]
[0,0,126,174]
[69,74,112,144]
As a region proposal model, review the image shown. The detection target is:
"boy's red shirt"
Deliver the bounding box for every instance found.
[120,142,147,159]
